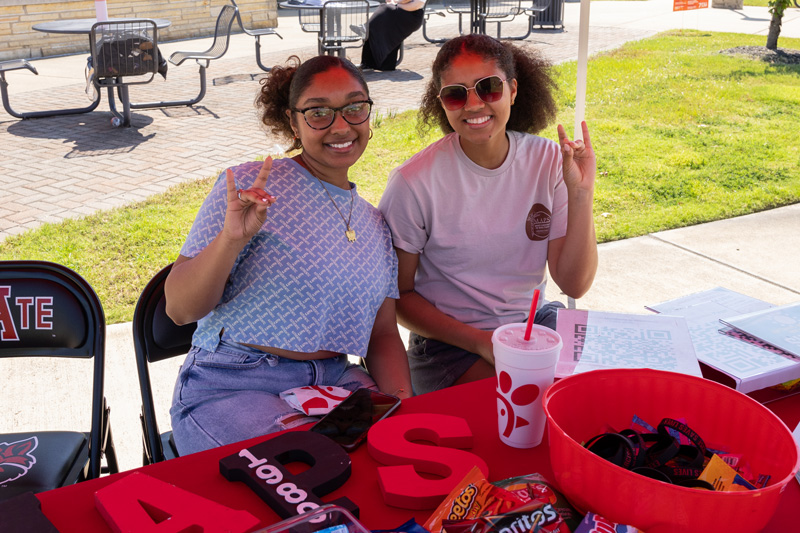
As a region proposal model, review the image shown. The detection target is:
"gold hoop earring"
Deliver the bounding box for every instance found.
[368,128,374,140]
[293,135,302,149]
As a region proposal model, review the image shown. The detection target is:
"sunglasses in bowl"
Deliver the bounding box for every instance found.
[438,75,510,111]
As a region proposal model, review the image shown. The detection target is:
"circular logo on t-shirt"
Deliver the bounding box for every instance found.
[526,203,551,241]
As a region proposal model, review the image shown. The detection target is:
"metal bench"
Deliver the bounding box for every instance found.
[90,19,160,127]
[130,4,238,111]
[422,2,448,44]
[444,0,472,36]
[524,0,552,39]
[230,0,283,72]
[478,0,531,40]
[319,0,370,57]
[0,58,102,120]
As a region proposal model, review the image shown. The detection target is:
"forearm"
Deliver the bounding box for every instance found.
[365,332,413,399]
[397,291,494,364]
[164,232,249,325]
[550,188,598,298]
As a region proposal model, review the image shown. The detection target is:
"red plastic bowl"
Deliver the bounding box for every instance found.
[542,369,800,532]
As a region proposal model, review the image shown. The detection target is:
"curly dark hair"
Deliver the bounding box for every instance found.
[419,34,558,136]
[256,55,369,151]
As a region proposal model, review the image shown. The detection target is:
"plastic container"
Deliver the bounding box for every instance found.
[253,504,369,533]
[542,368,800,532]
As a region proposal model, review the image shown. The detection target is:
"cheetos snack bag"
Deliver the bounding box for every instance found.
[424,467,525,533]
[491,473,581,531]
[440,499,568,533]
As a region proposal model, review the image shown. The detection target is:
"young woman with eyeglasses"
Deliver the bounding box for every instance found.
[165,55,412,455]
[379,34,598,394]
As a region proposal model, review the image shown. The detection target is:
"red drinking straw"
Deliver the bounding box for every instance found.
[524,289,540,341]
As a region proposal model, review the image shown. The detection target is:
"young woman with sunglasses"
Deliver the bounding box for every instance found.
[379,34,598,394]
[165,55,412,455]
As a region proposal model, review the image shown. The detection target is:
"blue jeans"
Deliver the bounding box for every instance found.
[170,341,376,455]
[407,301,565,395]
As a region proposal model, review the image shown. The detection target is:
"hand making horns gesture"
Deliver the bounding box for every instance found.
[224,157,278,242]
[557,121,596,195]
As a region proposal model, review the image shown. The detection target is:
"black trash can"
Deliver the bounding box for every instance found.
[533,0,564,29]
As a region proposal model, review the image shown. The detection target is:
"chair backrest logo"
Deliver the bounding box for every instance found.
[0,436,38,485]
[0,286,54,341]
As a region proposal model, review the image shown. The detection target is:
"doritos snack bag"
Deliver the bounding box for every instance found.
[491,473,581,531]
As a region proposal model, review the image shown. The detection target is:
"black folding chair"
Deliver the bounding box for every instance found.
[0,261,118,501]
[132,263,196,465]
[230,0,283,72]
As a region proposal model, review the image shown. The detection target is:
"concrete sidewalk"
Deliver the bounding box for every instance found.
[1,0,799,473]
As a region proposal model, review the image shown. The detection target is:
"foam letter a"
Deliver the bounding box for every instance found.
[94,472,260,533]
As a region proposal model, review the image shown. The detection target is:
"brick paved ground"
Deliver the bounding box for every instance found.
[0,14,655,241]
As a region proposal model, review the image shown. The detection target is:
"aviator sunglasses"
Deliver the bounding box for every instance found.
[292,99,374,130]
[438,75,509,111]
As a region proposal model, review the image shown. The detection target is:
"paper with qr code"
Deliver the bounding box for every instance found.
[720,301,800,358]
[647,287,800,393]
[555,309,702,379]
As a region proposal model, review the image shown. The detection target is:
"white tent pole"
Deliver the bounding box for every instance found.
[574,0,591,140]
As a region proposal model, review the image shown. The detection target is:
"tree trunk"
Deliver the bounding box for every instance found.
[766,10,783,50]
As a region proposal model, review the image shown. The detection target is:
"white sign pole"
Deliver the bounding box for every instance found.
[95,0,109,21]
[574,0,591,140]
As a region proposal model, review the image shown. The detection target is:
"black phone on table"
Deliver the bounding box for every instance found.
[308,388,401,451]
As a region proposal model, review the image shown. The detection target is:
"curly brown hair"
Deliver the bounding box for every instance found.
[256,55,369,151]
[418,34,557,136]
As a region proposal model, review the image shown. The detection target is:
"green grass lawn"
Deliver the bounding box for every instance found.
[1,30,799,323]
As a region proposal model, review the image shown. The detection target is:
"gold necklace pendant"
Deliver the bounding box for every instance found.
[310,170,356,244]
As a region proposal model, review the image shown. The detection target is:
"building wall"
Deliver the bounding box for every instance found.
[0,0,277,61]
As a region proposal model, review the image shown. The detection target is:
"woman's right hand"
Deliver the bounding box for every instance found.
[223,157,277,242]
[474,329,496,365]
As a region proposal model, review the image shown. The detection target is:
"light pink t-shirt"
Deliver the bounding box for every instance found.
[379,131,568,330]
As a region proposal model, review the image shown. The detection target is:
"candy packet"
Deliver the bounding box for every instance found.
[697,454,756,492]
[372,518,431,533]
[424,467,525,533]
[573,512,643,533]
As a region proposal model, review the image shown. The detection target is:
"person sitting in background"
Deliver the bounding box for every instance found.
[165,54,412,455]
[379,34,598,395]
[360,0,425,71]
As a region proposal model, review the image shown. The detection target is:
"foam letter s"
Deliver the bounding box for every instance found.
[367,413,488,509]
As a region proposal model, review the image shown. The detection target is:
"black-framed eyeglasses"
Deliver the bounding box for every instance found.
[438,76,508,111]
[292,99,374,130]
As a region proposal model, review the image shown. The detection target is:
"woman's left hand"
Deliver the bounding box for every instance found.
[557,121,596,193]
